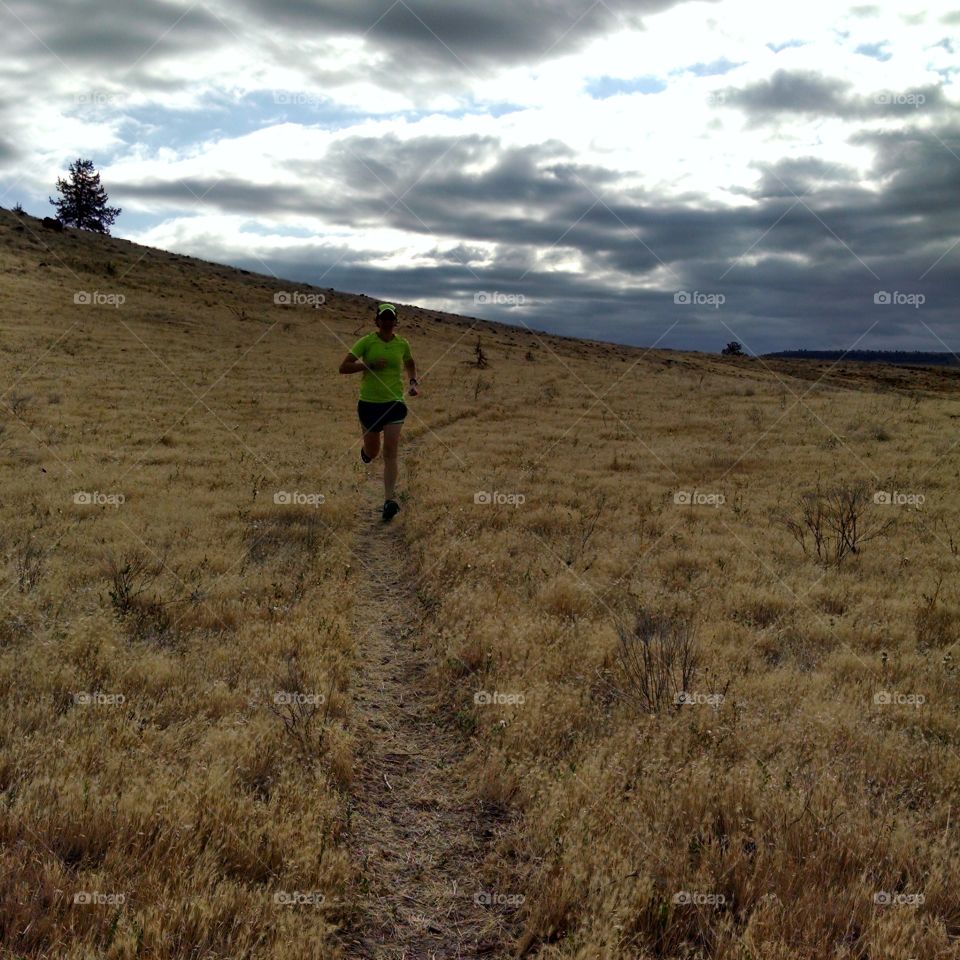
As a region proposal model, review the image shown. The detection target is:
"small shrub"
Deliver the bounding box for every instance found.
[104,552,160,617]
[615,610,699,713]
[915,577,956,650]
[8,393,31,418]
[781,479,895,567]
[267,656,333,758]
[562,493,607,569]
[102,551,178,645]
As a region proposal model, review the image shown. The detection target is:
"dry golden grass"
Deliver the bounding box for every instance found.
[2,205,959,959]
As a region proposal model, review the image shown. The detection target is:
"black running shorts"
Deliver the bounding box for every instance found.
[358,399,407,433]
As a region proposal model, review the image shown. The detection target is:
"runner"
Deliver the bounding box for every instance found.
[339,302,419,521]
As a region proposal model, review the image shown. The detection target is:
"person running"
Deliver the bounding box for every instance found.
[339,302,419,521]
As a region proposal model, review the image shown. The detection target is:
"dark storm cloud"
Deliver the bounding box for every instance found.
[114,136,621,232]
[0,93,14,156]
[720,69,947,123]
[288,134,622,228]
[0,96,22,173]
[288,134,511,205]
[233,0,705,76]
[745,156,863,200]
[0,0,229,73]
[723,70,853,115]
[851,125,960,218]
[0,137,17,165]
[114,178,342,218]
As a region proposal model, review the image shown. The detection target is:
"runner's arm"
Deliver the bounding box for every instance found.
[404,356,418,383]
[339,352,367,374]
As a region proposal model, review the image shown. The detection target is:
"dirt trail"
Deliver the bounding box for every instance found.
[337,441,518,959]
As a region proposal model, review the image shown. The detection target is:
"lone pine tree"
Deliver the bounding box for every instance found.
[49,158,121,234]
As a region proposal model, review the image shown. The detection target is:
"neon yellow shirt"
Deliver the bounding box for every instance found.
[350,332,412,403]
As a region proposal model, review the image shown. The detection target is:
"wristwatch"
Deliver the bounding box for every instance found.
[409,377,418,385]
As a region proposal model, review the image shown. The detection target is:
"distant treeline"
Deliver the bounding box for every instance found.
[764,350,959,367]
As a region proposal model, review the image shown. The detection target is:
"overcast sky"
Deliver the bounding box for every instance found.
[1,0,957,353]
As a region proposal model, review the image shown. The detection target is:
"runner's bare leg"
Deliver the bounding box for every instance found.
[362,430,380,460]
[382,422,402,500]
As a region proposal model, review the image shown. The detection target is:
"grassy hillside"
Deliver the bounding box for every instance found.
[1,207,958,959]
